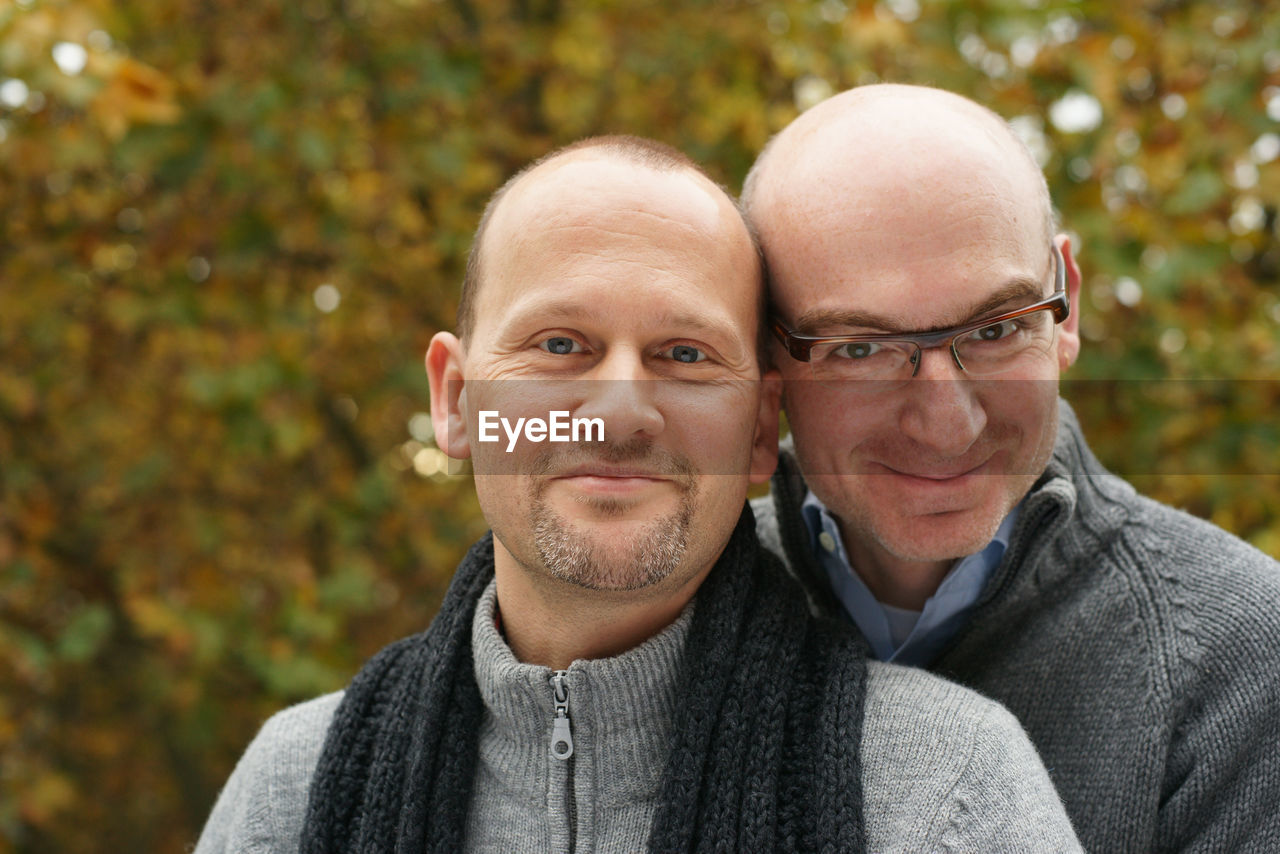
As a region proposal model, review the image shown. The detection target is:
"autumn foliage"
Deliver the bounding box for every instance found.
[1,0,1278,850]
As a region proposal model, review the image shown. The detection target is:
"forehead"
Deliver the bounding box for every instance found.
[487,155,727,253]
[758,113,1046,328]
[474,156,759,331]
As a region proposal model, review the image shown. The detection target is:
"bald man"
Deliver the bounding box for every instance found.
[194,136,1082,853]
[746,84,1280,851]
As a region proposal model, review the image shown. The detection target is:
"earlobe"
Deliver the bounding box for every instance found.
[1056,234,1082,371]
[425,333,472,459]
[749,370,782,484]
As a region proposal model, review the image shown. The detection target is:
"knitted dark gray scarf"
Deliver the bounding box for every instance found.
[299,508,867,853]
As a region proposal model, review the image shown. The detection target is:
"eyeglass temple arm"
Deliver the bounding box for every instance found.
[770,317,815,361]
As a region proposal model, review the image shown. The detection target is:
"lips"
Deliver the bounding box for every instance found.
[548,469,675,501]
[527,444,699,496]
[874,458,991,481]
[549,462,674,500]
[554,463,671,480]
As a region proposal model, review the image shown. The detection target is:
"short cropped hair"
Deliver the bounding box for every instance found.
[456,135,770,364]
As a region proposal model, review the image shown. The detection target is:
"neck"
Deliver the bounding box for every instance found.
[839,526,953,611]
[492,542,709,671]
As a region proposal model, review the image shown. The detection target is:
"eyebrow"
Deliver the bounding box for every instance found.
[791,277,1047,335]
[503,296,742,342]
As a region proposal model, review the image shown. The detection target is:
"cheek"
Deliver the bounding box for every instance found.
[472,472,527,536]
[980,356,1060,418]
[783,384,880,449]
[662,385,760,466]
[981,384,1058,455]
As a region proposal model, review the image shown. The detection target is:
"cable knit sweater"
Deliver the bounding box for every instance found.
[196,581,1081,853]
[754,399,1280,853]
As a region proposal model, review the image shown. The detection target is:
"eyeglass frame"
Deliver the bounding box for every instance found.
[769,243,1071,376]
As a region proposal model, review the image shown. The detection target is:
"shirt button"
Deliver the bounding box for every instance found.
[818,531,837,553]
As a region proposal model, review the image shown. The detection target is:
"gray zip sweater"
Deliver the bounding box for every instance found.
[754,399,1280,853]
[196,580,1081,852]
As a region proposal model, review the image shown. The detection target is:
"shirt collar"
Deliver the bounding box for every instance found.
[800,490,1020,665]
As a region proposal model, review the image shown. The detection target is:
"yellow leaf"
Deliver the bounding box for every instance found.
[89,57,181,139]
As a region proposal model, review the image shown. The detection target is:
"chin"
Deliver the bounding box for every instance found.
[875,504,1009,565]
[881,532,992,565]
[533,503,694,593]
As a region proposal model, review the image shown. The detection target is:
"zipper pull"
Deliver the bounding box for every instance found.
[550,670,573,760]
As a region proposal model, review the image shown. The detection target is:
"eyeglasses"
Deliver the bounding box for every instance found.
[771,244,1070,388]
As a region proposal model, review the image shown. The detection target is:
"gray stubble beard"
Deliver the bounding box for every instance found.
[528,445,699,592]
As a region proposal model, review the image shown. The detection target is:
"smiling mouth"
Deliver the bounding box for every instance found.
[548,467,675,498]
[878,460,990,481]
[529,443,698,495]
[555,464,671,480]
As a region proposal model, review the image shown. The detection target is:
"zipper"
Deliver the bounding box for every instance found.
[550,670,574,759]
[550,670,577,853]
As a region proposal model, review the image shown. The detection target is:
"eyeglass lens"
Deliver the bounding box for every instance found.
[807,307,1059,386]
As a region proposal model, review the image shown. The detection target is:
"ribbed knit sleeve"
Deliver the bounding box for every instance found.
[1131,497,1280,852]
[193,692,340,854]
[861,662,1082,853]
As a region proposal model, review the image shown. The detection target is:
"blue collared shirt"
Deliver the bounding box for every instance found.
[801,491,1019,666]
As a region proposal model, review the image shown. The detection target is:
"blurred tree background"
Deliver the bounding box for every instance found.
[1,0,1277,849]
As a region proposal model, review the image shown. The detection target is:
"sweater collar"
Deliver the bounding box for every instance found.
[470,579,693,805]
[999,397,1135,591]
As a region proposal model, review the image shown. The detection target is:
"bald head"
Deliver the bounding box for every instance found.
[743,84,1055,255]
[457,136,763,344]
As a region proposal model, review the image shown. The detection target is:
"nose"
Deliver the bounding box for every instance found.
[897,345,987,456]
[573,348,665,441]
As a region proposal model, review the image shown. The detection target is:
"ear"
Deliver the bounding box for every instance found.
[425,332,471,459]
[749,369,782,484]
[1055,233,1082,371]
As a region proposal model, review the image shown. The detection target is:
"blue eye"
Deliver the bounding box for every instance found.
[667,344,707,363]
[540,336,582,355]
